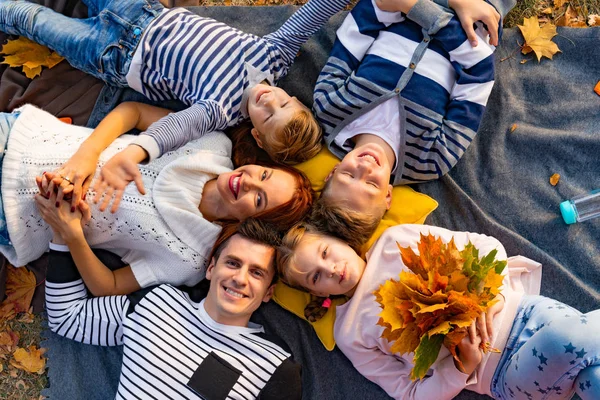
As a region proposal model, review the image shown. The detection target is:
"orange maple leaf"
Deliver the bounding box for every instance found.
[518,16,561,61]
[0,264,37,320]
[10,345,46,374]
[0,328,20,358]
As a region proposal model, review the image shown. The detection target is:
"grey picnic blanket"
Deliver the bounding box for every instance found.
[38,6,600,400]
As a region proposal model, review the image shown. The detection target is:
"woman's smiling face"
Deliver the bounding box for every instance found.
[291,234,367,297]
[215,164,296,221]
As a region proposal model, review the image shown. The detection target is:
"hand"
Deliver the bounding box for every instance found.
[455,321,483,375]
[474,294,505,346]
[93,146,147,213]
[34,191,91,245]
[374,0,418,13]
[40,145,100,210]
[448,0,500,47]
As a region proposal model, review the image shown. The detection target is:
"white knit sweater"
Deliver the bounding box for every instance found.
[0,105,233,287]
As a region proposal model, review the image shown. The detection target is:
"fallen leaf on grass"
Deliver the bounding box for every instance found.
[0,265,36,320]
[15,379,28,390]
[594,81,600,96]
[589,14,600,26]
[554,0,567,9]
[0,328,20,357]
[550,173,560,186]
[518,17,561,61]
[0,37,64,79]
[10,346,46,374]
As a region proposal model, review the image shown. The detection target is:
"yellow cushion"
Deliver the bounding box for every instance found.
[273,148,438,350]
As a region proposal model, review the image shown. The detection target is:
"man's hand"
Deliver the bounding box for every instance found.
[448,0,500,47]
[34,191,91,245]
[93,145,147,213]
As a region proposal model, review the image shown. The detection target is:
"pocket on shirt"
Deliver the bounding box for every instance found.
[187,351,242,400]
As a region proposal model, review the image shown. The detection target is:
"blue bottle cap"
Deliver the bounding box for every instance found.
[560,200,577,224]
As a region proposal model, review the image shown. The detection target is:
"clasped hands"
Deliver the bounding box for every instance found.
[37,145,147,215]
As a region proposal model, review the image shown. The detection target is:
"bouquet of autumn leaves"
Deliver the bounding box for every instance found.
[373,233,506,380]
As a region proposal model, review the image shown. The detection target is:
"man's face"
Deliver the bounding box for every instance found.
[325,143,393,214]
[204,234,276,327]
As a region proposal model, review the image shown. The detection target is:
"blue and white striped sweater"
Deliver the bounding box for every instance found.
[133,0,349,160]
[313,0,501,184]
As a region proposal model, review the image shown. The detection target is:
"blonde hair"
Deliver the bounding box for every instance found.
[262,109,323,165]
[277,222,322,291]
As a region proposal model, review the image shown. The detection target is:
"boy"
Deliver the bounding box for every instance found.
[45,218,301,399]
[0,0,346,206]
[312,0,513,243]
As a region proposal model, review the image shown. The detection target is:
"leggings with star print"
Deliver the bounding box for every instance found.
[491,295,600,400]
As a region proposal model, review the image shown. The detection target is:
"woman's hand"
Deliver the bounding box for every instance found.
[448,0,501,47]
[93,145,147,213]
[455,321,483,375]
[39,144,100,211]
[34,191,91,245]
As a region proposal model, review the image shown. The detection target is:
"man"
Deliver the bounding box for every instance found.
[311,0,514,244]
[45,219,301,400]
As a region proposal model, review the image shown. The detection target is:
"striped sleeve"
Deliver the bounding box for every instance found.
[45,250,129,346]
[133,100,228,161]
[263,0,350,71]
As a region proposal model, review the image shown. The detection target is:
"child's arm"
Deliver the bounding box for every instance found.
[263,0,352,80]
[44,102,171,211]
[45,245,131,346]
[34,192,141,297]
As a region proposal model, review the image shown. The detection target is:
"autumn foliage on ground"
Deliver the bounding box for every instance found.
[373,234,506,380]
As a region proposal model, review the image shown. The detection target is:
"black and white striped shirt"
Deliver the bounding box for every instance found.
[129,0,349,160]
[46,250,301,400]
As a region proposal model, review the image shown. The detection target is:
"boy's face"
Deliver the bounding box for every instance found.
[247,84,309,146]
[291,233,366,297]
[204,234,276,327]
[324,143,393,215]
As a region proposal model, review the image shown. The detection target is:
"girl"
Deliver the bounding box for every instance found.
[0,102,313,296]
[0,0,346,208]
[277,223,600,399]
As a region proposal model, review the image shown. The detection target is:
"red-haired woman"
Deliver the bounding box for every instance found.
[0,102,312,297]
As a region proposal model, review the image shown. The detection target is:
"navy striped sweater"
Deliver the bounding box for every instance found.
[46,249,301,400]
[131,0,349,160]
[313,0,506,184]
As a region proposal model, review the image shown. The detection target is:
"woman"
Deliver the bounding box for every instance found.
[0,102,312,296]
[277,223,599,400]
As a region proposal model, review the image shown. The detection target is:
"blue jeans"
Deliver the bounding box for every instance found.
[0,0,163,87]
[491,295,600,399]
[0,111,18,245]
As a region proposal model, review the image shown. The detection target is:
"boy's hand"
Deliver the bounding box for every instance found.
[35,191,91,245]
[93,146,147,213]
[448,0,500,47]
[455,321,483,375]
[374,0,418,13]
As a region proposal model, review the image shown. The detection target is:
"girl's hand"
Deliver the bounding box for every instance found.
[34,191,91,245]
[448,0,501,47]
[473,294,505,347]
[93,146,147,213]
[455,321,483,375]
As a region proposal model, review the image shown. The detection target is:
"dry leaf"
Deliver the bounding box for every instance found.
[594,81,600,96]
[10,346,46,374]
[520,59,529,64]
[15,379,28,390]
[0,37,64,79]
[509,123,518,133]
[550,173,561,186]
[0,328,20,357]
[554,0,567,9]
[518,16,561,61]
[542,7,552,14]
[589,14,600,26]
[0,265,36,320]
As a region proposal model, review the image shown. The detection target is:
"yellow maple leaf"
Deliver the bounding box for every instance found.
[0,37,64,79]
[10,345,46,374]
[518,16,561,62]
[389,322,420,355]
[0,264,37,319]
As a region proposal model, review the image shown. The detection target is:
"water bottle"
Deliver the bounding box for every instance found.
[560,189,600,224]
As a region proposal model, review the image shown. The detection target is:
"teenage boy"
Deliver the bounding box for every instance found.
[312,0,514,241]
[45,218,301,399]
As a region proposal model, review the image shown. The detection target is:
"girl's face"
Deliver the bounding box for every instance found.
[292,234,367,297]
[215,164,296,221]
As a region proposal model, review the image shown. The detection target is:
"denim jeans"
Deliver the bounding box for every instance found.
[491,295,600,399]
[0,111,19,245]
[0,0,163,86]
